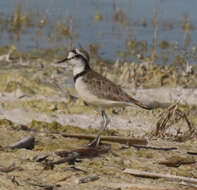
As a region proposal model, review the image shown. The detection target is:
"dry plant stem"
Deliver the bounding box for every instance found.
[154,101,193,138]
[56,175,72,183]
[123,168,197,184]
[155,103,177,136]
[176,109,192,130]
[151,6,158,63]
[61,133,147,145]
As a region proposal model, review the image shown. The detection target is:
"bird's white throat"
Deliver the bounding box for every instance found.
[73,63,86,77]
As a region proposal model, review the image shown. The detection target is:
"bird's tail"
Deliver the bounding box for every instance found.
[129,97,152,110]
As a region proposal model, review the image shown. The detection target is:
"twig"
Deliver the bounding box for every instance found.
[9,127,147,145]
[130,145,177,151]
[61,133,147,145]
[187,152,197,156]
[0,163,17,173]
[10,136,35,150]
[123,168,197,184]
[180,181,197,188]
[154,102,178,137]
[8,175,20,186]
[56,175,72,183]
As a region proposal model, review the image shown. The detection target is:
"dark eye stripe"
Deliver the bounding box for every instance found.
[71,49,77,54]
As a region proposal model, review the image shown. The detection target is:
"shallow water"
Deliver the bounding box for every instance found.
[0,0,196,63]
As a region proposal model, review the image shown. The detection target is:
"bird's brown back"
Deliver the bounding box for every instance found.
[82,70,151,110]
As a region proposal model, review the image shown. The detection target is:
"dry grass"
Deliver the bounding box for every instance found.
[152,101,194,140]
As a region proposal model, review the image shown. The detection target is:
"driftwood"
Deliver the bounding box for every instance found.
[158,156,196,167]
[44,152,79,169]
[61,133,147,145]
[123,168,197,184]
[10,136,35,150]
[56,145,110,158]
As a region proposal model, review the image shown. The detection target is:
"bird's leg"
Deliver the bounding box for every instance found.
[88,110,110,147]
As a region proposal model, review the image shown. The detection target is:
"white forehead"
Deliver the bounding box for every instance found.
[67,51,76,59]
[76,49,89,61]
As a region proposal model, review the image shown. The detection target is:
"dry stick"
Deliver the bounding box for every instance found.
[176,109,193,130]
[154,100,193,138]
[155,103,177,136]
[61,133,147,145]
[130,145,177,151]
[15,126,147,145]
[123,169,197,184]
[187,152,197,156]
[180,181,197,188]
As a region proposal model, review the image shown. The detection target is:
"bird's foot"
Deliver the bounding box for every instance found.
[88,135,101,147]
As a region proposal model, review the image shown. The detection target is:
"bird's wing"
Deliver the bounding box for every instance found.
[82,70,151,110]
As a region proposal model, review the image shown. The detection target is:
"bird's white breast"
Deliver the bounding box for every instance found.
[75,77,100,104]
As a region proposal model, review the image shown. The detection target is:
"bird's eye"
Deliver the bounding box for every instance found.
[71,49,77,54]
[68,54,80,61]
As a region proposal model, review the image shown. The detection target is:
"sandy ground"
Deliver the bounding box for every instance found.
[0,59,197,189]
[0,87,196,137]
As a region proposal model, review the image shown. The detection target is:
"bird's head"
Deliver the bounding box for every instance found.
[57,48,90,76]
[57,48,89,65]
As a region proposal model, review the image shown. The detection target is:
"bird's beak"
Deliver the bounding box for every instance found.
[56,57,68,64]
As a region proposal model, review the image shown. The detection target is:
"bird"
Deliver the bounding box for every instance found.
[57,48,152,146]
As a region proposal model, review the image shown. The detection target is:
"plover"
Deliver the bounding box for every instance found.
[57,48,152,146]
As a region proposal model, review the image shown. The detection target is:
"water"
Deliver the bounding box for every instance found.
[0,0,196,63]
